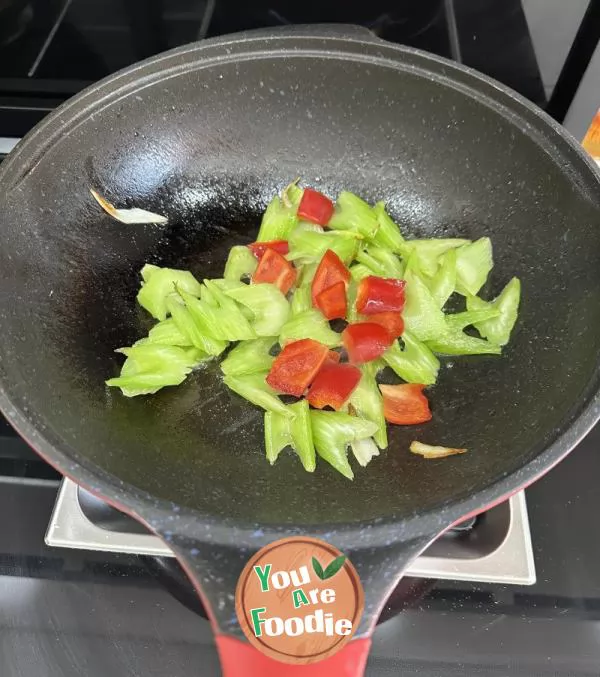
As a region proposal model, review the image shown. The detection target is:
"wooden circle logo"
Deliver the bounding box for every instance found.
[235,536,364,664]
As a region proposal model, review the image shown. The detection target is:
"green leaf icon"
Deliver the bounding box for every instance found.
[312,556,325,580]
[323,555,347,580]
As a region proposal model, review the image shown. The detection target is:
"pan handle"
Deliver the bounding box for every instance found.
[216,635,372,676]
[168,532,437,676]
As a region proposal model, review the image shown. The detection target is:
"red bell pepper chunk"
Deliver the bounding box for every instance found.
[364,311,404,338]
[342,322,393,364]
[379,383,432,425]
[307,363,362,410]
[297,188,335,226]
[356,276,406,314]
[247,240,289,260]
[266,339,329,397]
[252,247,297,294]
[311,249,350,306]
[315,280,347,320]
[326,350,341,364]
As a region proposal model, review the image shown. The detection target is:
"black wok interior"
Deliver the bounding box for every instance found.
[1,36,600,531]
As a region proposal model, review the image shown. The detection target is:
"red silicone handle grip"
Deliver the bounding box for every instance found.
[216,636,372,677]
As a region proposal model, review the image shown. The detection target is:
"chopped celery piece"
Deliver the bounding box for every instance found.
[346,282,359,322]
[137,265,202,321]
[356,246,404,278]
[256,184,303,241]
[426,311,501,355]
[220,337,276,376]
[328,191,379,239]
[426,248,457,308]
[289,399,316,472]
[455,237,493,296]
[264,411,293,465]
[168,294,227,356]
[178,283,254,343]
[402,269,446,342]
[349,367,387,449]
[350,437,380,467]
[226,283,290,336]
[446,308,500,330]
[404,239,469,277]
[349,263,372,283]
[288,228,360,265]
[203,279,256,340]
[135,318,191,347]
[279,309,341,347]
[383,331,440,385]
[223,372,292,417]
[106,344,204,397]
[310,411,379,479]
[371,201,405,252]
[365,246,404,278]
[224,246,257,281]
[291,284,312,315]
[263,400,316,471]
[467,277,521,346]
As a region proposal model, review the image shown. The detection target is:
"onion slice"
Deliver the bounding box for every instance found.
[90,188,168,224]
[410,440,467,459]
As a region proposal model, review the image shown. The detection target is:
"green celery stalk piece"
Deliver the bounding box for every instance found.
[225,283,290,336]
[256,183,303,241]
[403,239,469,277]
[328,191,379,239]
[220,337,276,376]
[167,295,227,356]
[426,248,457,308]
[346,282,359,322]
[402,269,447,342]
[365,246,404,278]
[349,367,388,449]
[349,263,372,283]
[356,246,404,278]
[106,344,205,397]
[224,246,257,281]
[426,310,501,355]
[382,331,440,385]
[289,399,316,472]
[223,372,292,417]
[203,279,256,340]
[371,201,406,252]
[467,277,521,346]
[177,285,250,345]
[291,284,312,315]
[355,248,388,277]
[279,309,341,347]
[137,265,202,321]
[310,411,379,480]
[134,318,191,347]
[447,308,500,330]
[264,410,293,465]
[455,237,493,296]
[350,437,380,467]
[288,228,360,265]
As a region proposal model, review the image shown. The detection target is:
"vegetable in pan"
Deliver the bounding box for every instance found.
[106,183,521,479]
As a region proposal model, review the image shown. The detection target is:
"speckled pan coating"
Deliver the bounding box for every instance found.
[0,25,599,638]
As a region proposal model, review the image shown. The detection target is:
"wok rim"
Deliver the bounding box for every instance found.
[1,27,599,551]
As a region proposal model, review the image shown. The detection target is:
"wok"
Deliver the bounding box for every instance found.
[1,25,600,676]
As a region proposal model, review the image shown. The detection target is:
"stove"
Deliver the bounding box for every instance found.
[46,480,535,587]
